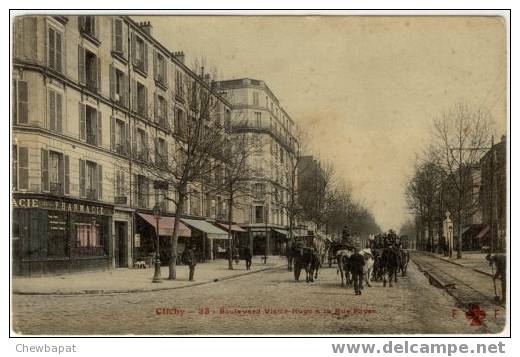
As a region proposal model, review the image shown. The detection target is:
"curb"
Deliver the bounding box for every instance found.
[13,264,286,296]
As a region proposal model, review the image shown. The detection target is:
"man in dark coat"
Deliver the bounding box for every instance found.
[381,243,398,287]
[349,248,365,295]
[242,245,252,270]
[486,253,506,303]
[181,244,197,281]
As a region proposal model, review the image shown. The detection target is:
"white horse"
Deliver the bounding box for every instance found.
[360,248,374,287]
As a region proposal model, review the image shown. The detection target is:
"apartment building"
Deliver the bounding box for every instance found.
[213,78,299,255]
[12,16,233,275]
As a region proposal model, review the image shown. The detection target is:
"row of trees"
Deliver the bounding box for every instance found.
[405,102,495,257]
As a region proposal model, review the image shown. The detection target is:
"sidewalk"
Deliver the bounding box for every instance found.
[430,251,495,277]
[12,256,286,295]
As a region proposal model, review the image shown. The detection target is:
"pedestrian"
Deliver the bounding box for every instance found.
[181,244,197,281]
[242,245,252,270]
[350,248,365,295]
[486,253,506,303]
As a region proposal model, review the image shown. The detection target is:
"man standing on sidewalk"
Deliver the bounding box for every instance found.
[182,244,197,282]
[486,253,506,303]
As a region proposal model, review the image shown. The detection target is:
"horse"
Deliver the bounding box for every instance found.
[360,248,374,288]
[381,246,399,287]
[397,249,409,277]
[302,247,320,283]
[336,248,354,287]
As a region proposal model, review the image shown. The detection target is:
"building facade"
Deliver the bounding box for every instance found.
[213,79,299,255]
[12,16,233,275]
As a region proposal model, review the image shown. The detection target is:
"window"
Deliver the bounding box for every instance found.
[79,159,102,200]
[137,175,149,208]
[156,138,167,167]
[41,149,69,195]
[254,183,266,200]
[114,119,126,154]
[47,27,63,72]
[78,47,100,92]
[255,112,262,128]
[48,89,63,133]
[79,16,98,40]
[155,94,167,128]
[75,223,101,248]
[132,34,147,73]
[190,191,201,216]
[175,70,184,97]
[79,104,101,146]
[114,170,126,204]
[255,206,265,224]
[47,211,68,257]
[13,80,28,124]
[175,109,186,137]
[136,82,147,116]
[253,92,259,106]
[137,128,148,161]
[112,18,124,55]
[154,52,167,87]
[13,146,29,190]
[110,66,127,106]
[155,186,168,211]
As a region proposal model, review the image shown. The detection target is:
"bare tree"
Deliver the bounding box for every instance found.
[433,102,492,258]
[216,132,255,270]
[119,62,231,280]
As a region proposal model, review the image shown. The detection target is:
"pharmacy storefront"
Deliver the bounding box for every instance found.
[12,194,114,275]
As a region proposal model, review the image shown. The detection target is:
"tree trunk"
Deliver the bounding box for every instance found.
[168,191,185,280]
[227,194,234,270]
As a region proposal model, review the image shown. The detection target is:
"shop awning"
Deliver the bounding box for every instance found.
[477,225,490,240]
[181,218,229,239]
[137,213,191,237]
[273,228,288,236]
[216,222,247,233]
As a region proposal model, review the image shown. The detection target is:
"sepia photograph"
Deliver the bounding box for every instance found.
[10,12,509,336]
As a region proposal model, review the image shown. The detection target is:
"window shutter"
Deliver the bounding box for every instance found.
[78,16,86,33]
[56,92,63,133]
[144,86,148,118]
[97,110,102,146]
[131,31,136,65]
[12,145,18,190]
[48,28,55,69]
[123,73,129,107]
[132,126,138,157]
[154,92,158,123]
[12,80,17,124]
[145,131,149,161]
[123,23,128,59]
[79,103,86,141]
[110,116,115,150]
[125,121,130,150]
[97,57,102,93]
[143,43,148,73]
[78,46,86,85]
[133,174,138,207]
[18,81,28,124]
[49,91,56,131]
[18,147,29,190]
[109,64,115,100]
[121,171,125,196]
[131,79,137,111]
[95,17,100,40]
[64,155,69,194]
[56,32,62,73]
[41,148,49,192]
[153,50,157,81]
[79,159,86,198]
[97,165,103,200]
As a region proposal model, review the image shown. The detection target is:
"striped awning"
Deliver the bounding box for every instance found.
[181,218,229,239]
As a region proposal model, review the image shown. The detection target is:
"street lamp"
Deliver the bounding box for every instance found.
[152,204,162,283]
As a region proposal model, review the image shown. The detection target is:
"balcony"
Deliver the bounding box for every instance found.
[138,195,148,208]
[50,182,64,196]
[114,196,127,205]
[86,188,97,201]
[115,144,128,156]
[86,133,97,146]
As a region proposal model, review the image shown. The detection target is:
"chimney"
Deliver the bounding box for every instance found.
[173,51,185,64]
[139,21,152,36]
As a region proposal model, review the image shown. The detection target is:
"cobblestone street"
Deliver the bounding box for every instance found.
[12,260,504,335]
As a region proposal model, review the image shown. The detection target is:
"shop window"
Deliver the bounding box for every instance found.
[47,211,68,256]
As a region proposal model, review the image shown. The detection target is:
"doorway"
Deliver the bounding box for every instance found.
[114,221,127,268]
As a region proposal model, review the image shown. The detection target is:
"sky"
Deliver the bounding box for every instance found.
[134,15,507,232]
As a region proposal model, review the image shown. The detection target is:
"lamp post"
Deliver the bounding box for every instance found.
[152,204,162,283]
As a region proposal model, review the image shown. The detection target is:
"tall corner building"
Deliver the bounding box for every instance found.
[12,15,237,275]
[213,78,299,255]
